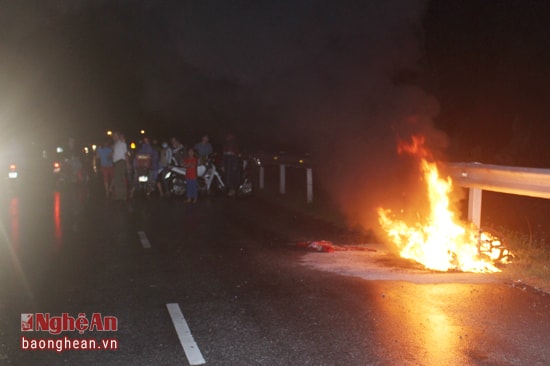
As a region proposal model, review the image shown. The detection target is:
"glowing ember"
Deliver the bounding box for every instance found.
[378,135,506,273]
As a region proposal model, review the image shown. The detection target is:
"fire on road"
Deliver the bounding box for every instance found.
[0,186,549,365]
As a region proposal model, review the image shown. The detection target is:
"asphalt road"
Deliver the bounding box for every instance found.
[1,181,550,366]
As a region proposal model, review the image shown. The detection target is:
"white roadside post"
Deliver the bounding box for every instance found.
[306,168,313,203]
[259,166,265,189]
[468,188,482,228]
[280,164,286,194]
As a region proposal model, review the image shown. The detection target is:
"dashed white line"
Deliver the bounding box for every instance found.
[137,231,151,249]
[166,303,206,365]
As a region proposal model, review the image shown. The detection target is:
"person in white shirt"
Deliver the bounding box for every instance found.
[111,132,128,200]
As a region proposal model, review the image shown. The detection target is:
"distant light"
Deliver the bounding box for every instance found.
[299,159,304,164]
[9,164,17,179]
[273,156,278,160]
[92,144,97,151]
[140,129,146,135]
[130,142,136,149]
[107,130,113,136]
[83,147,89,154]
[56,147,63,153]
[53,162,60,169]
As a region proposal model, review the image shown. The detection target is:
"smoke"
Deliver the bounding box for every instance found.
[0,1,449,231]
[248,1,449,235]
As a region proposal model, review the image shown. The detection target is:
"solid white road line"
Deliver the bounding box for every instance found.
[137,231,151,249]
[166,303,206,365]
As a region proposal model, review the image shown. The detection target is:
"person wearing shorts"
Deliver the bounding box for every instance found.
[96,141,114,197]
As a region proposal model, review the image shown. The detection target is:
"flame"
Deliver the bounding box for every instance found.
[378,135,502,273]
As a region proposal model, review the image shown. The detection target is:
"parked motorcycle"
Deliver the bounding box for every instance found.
[198,154,254,197]
[159,154,255,198]
[136,169,155,195]
[53,155,86,187]
[236,156,254,198]
[197,156,225,196]
[133,154,156,197]
[163,165,187,197]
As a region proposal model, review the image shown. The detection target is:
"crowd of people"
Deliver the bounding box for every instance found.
[95,132,240,203]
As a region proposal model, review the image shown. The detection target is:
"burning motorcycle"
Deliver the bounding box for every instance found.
[478,228,513,263]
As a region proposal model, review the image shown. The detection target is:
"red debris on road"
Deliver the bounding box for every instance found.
[295,241,377,253]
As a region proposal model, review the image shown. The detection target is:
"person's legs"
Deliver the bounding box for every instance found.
[187,179,198,202]
[102,168,109,196]
[107,166,114,190]
[103,167,113,196]
[185,178,192,202]
[227,155,239,195]
[223,157,230,189]
[156,170,164,197]
[113,161,127,200]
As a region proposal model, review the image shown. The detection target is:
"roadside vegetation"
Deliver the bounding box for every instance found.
[495,226,550,291]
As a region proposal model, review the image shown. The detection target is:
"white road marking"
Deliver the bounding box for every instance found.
[137,231,151,249]
[166,303,206,365]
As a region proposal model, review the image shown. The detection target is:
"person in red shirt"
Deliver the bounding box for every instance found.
[183,148,198,203]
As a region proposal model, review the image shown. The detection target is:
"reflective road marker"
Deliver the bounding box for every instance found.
[166,303,206,365]
[137,231,151,249]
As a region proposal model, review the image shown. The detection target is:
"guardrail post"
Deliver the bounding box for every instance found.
[306,168,313,203]
[259,166,264,189]
[279,164,286,194]
[468,188,482,227]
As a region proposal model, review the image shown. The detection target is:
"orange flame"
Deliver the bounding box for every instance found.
[397,135,432,159]
[378,135,501,273]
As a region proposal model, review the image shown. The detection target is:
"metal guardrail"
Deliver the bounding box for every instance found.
[251,152,314,203]
[252,152,314,168]
[447,162,550,227]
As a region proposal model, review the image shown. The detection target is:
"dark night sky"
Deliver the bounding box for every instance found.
[424,0,550,166]
[0,1,425,144]
[1,1,548,154]
[1,0,549,227]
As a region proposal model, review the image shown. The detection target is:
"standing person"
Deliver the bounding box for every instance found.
[222,133,240,197]
[111,132,128,200]
[157,141,172,197]
[182,147,198,203]
[194,134,213,164]
[96,141,113,197]
[170,137,185,166]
